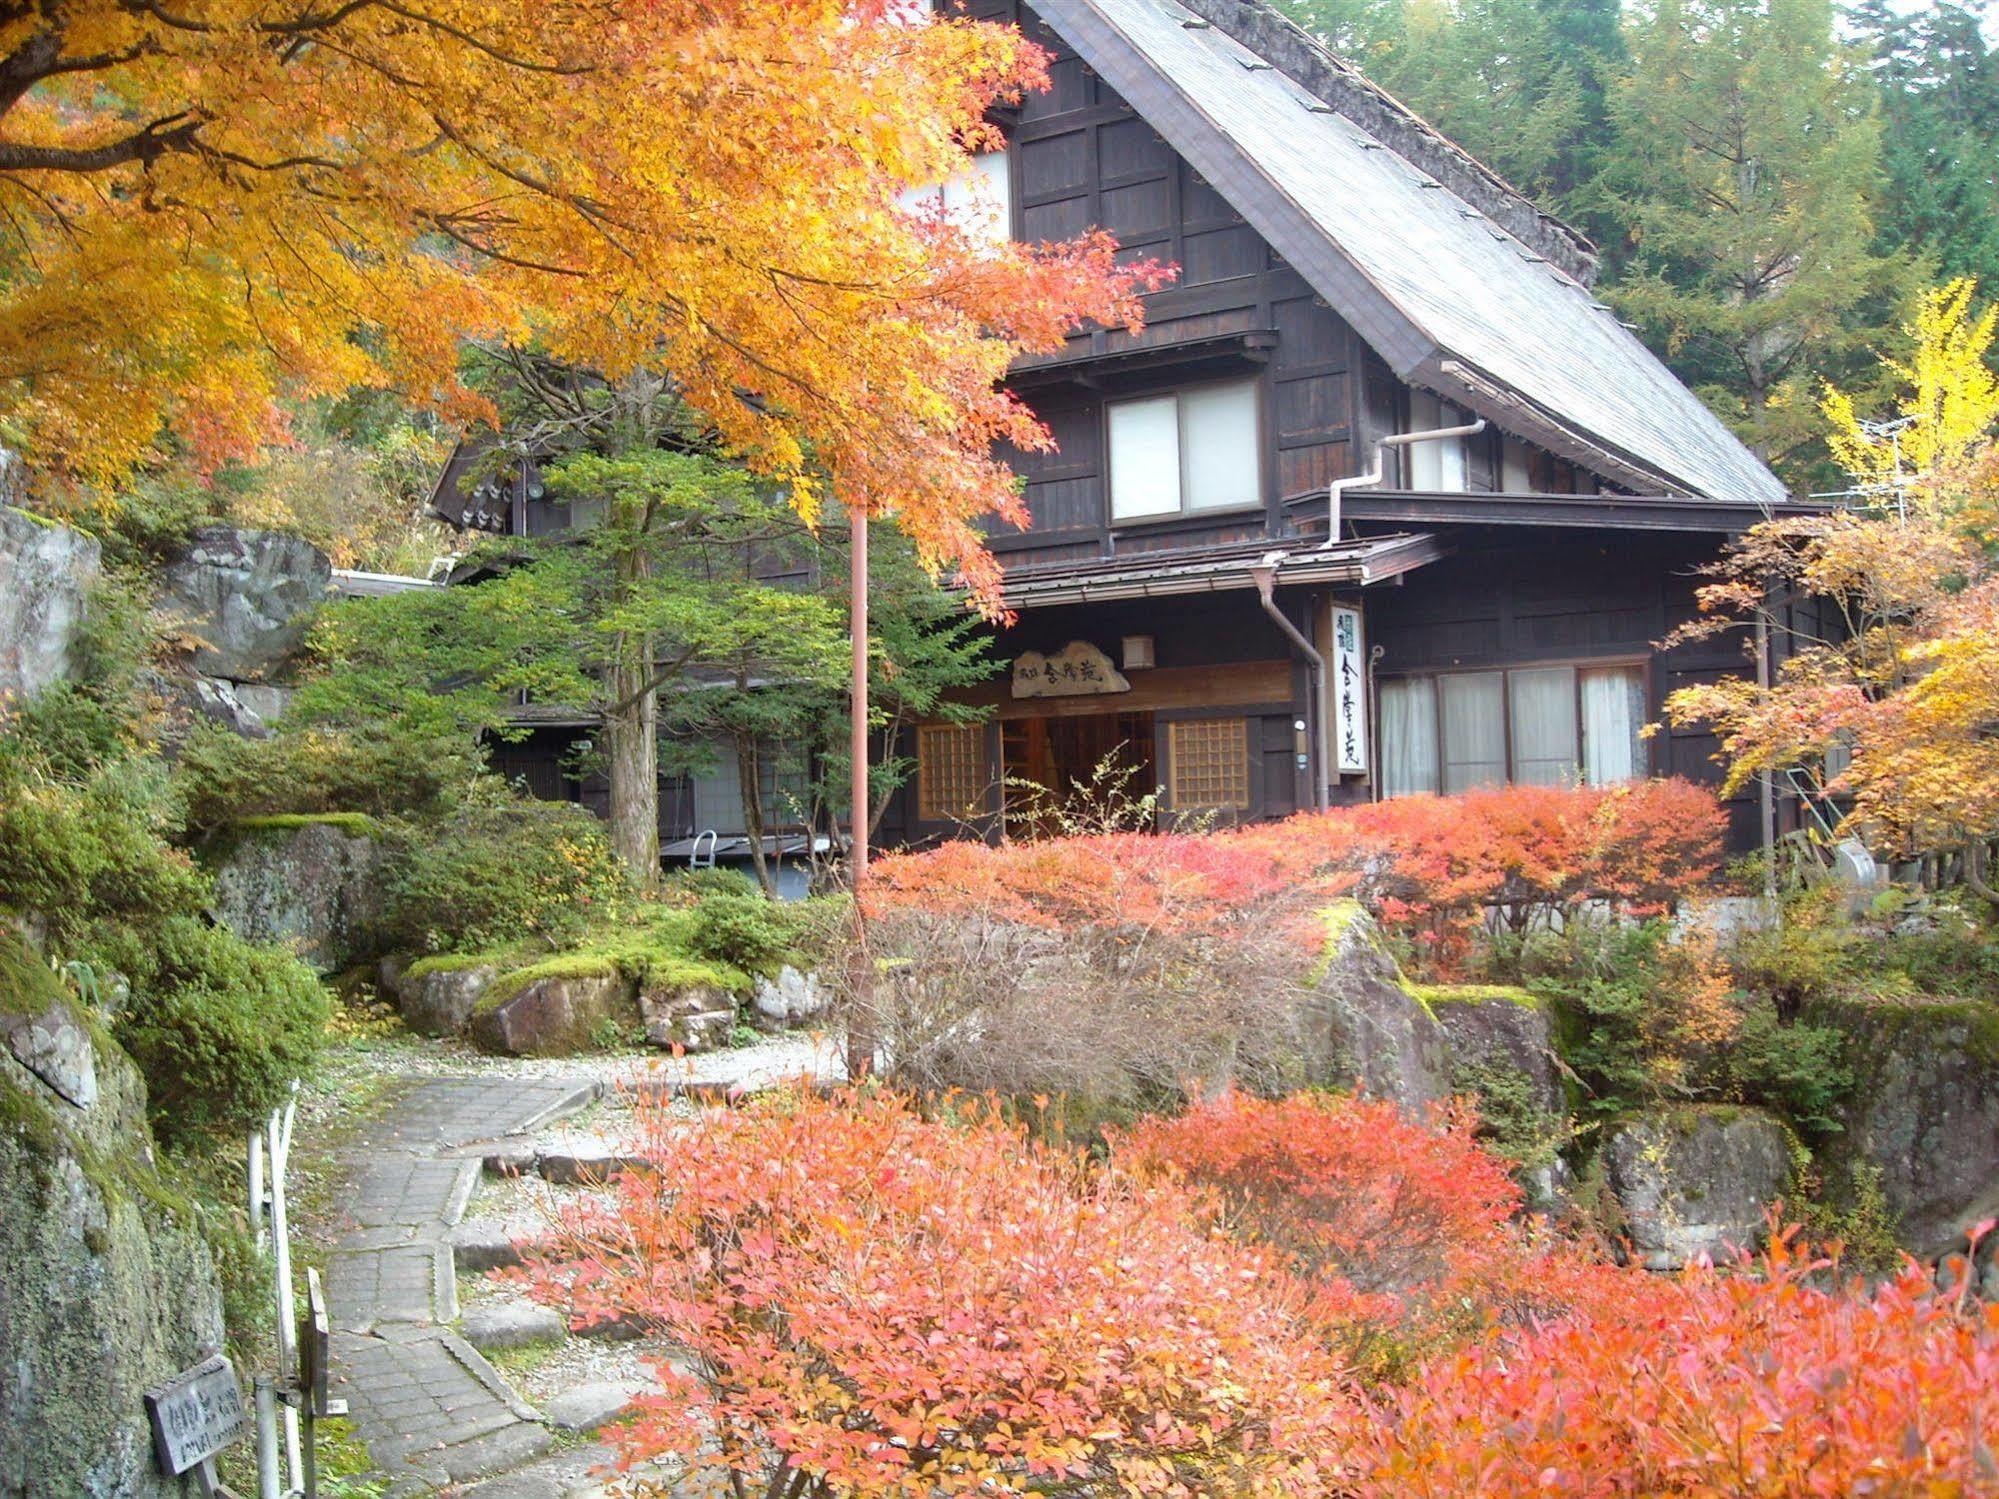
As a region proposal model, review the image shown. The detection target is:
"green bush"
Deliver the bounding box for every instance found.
[376,801,630,955]
[95,916,328,1145]
[174,720,487,835]
[1726,997,1854,1141]
[683,885,809,975]
[1525,922,1672,1121]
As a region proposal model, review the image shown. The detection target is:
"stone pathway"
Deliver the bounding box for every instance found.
[320,1037,845,1496]
[325,1074,599,1495]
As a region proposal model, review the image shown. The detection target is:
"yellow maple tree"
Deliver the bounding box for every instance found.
[1821,278,1999,515]
[0,1,1161,602]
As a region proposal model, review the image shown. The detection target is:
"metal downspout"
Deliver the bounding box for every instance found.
[1251,553,1328,811]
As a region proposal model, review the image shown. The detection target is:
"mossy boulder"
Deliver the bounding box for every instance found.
[1604,1106,1793,1270]
[208,816,384,973]
[393,956,500,1038]
[470,963,639,1056]
[1422,984,1564,1116]
[1813,995,1999,1258]
[1,936,229,1498]
[1292,903,1452,1107]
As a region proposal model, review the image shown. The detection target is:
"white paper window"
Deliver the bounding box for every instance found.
[1109,395,1183,519]
[1108,379,1259,521]
[938,149,1011,247]
[1501,438,1533,494]
[1379,677,1439,797]
[1581,665,1647,784]
[1180,381,1259,512]
[1440,672,1506,792]
[1508,667,1579,785]
[1406,391,1469,493]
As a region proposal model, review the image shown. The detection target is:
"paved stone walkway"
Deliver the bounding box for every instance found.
[325,1074,600,1495]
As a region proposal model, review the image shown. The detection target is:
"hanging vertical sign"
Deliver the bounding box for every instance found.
[1330,606,1368,774]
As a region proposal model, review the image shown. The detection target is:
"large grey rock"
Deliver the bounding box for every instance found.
[157,525,329,681]
[541,1380,647,1434]
[1605,1107,1793,1270]
[1289,904,1452,1107]
[1,939,229,1499]
[2,998,99,1109]
[640,983,736,1053]
[751,965,830,1030]
[398,963,500,1038]
[0,505,101,709]
[1431,988,1565,1116]
[1820,998,1999,1259]
[470,971,638,1058]
[209,819,384,972]
[451,1216,540,1272]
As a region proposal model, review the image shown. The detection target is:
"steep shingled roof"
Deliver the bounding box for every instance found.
[1035,0,1788,505]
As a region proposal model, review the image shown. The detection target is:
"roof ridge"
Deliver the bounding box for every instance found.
[1170,0,1600,286]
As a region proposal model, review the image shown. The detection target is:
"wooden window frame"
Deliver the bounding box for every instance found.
[917,722,990,823]
[1376,656,1653,796]
[1166,716,1251,812]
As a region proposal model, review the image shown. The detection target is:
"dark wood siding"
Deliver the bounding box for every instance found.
[969,0,1360,558]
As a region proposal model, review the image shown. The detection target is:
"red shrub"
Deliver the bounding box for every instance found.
[868,780,1724,979]
[1364,1224,1999,1498]
[1244,778,1727,973]
[518,1089,1360,1497]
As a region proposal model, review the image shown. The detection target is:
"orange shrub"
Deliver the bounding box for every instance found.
[1364,1224,1999,1498]
[518,1089,1361,1497]
[1116,1092,1620,1380]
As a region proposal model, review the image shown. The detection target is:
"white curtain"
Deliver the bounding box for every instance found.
[1508,667,1578,784]
[1379,678,1439,797]
[1581,666,1647,784]
[1441,673,1506,792]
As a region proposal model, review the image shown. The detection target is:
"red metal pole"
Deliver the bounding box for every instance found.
[850,503,869,882]
[846,504,873,1080]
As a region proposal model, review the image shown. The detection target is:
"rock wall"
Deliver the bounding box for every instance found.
[0,934,228,1499]
[156,526,330,683]
[1816,997,1999,1259]
[0,506,102,710]
[209,818,384,973]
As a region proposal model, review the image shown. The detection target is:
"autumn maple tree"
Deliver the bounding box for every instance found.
[0,0,1157,602]
[1666,279,1999,883]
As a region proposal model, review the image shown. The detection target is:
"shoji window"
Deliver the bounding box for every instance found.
[1167,718,1250,811]
[1108,379,1260,520]
[1405,391,1470,492]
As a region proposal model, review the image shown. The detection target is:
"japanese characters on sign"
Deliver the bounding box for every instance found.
[144,1355,250,1477]
[1330,606,1368,774]
[1011,641,1132,699]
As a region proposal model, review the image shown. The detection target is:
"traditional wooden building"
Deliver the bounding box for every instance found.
[874,0,1799,852]
[434,0,1806,865]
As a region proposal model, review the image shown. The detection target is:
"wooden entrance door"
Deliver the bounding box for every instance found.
[1001,711,1156,837]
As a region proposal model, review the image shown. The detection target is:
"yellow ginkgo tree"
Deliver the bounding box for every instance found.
[1666,280,1999,893]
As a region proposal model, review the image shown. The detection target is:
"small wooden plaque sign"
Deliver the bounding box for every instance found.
[144,1354,250,1477]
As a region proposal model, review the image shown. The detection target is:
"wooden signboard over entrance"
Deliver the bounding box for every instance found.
[1012,641,1131,699]
[145,1354,250,1479]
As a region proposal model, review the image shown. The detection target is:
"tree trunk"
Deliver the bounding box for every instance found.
[737,731,775,896]
[604,540,659,888]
